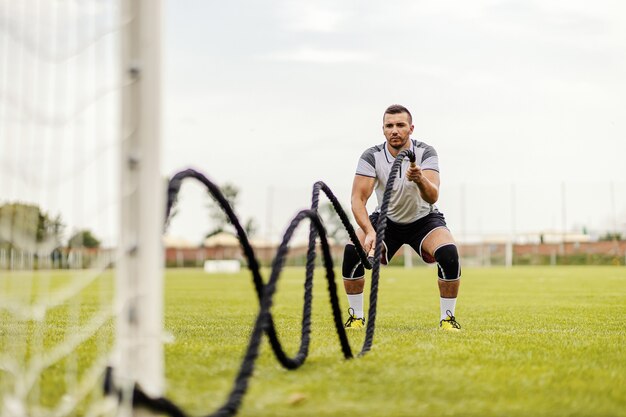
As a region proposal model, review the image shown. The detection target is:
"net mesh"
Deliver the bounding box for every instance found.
[0,1,125,416]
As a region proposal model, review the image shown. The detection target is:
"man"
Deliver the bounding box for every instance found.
[342,104,461,331]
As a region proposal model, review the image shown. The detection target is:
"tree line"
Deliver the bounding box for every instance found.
[0,202,100,252]
[1,181,352,254]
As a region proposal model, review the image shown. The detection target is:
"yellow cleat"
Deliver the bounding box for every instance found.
[344,308,365,329]
[439,310,461,331]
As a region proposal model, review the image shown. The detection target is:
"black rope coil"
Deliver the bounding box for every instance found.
[118,149,416,417]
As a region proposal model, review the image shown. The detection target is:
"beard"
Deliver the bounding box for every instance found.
[388,137,408,150]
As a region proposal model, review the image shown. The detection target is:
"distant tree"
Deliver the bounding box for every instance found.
[68,230,101,248]
[206,183,239,236]
[205,183,257,239]
[244,218,258,238]
[599,232,622,241]
[318,202,351,243]
[0,202,64,251]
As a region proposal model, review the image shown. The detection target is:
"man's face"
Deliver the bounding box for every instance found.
[383,112,414,150]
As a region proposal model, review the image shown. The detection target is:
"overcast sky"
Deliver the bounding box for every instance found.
[162,0,626,244]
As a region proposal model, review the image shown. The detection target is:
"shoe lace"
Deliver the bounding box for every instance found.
[344,307,362,327]
[441,309,461,329]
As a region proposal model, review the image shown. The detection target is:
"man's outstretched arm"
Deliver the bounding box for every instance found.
[406,167,440,204]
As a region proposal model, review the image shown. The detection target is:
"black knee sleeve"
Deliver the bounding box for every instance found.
[342,244,364,279]
[434,244,461,280]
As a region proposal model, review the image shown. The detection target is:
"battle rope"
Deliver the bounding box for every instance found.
[115,149,416,417]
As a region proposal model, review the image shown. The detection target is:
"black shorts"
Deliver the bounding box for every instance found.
[369,211,449,264]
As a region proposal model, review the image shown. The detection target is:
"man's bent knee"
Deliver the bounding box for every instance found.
[342,244,364,280]
[434,244,461,280]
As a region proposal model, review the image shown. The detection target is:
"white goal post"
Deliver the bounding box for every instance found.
[115,0,164,408]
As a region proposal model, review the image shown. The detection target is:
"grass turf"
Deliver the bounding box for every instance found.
[163,266,626,417]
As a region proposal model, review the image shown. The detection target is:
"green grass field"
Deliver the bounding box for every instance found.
[163,266,626,417]
[2,266,624,416]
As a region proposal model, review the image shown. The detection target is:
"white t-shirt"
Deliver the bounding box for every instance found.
[355,139,439,224]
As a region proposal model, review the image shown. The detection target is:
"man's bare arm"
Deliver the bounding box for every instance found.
[406,166,440,204]
[351,174,376,252]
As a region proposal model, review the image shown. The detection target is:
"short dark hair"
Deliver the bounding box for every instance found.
[383,104,412,124]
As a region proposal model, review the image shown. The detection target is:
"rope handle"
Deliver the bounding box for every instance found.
[407,149,416,167]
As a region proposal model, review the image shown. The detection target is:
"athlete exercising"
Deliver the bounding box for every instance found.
[342,104,461,331]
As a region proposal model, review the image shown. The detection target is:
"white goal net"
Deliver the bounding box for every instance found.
[0,1,163,416]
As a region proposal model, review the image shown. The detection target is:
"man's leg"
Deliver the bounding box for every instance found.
[342,220,400,327]
[341,229,366,327]
[342,244,366,319]
[342,246,366,328]
[421,227,462,329]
